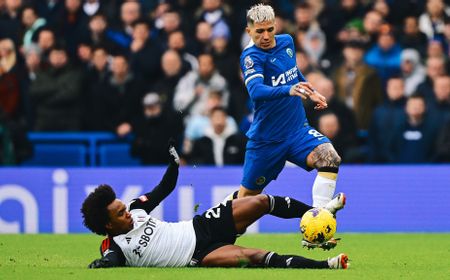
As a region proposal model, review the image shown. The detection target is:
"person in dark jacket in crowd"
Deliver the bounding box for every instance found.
[131,92,184,165]
[28,43,83,131]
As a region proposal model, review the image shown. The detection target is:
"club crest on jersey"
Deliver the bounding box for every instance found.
[244,56,254,69]
[255,176,266,186]
[286,48,293,57]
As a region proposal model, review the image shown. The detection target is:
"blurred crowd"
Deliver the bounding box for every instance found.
[0,0,449,166]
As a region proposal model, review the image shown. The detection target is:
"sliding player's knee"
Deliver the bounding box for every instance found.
[250,195,270,212]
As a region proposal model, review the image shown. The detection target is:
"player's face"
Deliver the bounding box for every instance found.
[246,20,276,50]
[106,199,133,235]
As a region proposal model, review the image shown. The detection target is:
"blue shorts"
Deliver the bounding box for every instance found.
[241,126,330,190]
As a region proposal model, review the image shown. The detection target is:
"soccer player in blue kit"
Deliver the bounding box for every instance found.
[235,4,345,214]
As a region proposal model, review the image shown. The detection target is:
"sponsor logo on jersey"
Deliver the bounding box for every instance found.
[255,176,266,186]
[286,48,293,57]
[132,218,157,258]
[271,66,298,86]
[126,237,131,244]
[244,56,254,69]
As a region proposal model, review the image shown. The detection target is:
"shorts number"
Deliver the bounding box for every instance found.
[308,129,324,138]
[205,203,226,219]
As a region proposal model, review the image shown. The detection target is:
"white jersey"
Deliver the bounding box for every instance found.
[113,209,196,267]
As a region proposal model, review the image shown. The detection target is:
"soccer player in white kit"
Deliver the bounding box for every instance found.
[82,141,348,269]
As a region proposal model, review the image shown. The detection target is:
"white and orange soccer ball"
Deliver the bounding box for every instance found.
[300,208,336,244]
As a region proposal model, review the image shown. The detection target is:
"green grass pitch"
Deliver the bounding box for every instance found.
[1,233,449,280]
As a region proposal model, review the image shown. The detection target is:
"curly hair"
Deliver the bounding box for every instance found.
[81,184,116,235]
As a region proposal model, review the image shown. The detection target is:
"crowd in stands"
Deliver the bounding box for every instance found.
[0,0,449,165]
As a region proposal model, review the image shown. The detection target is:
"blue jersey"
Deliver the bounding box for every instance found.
[240,34,308,141]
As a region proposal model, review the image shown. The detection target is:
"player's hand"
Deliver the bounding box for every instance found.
[88,258,111,268]
[290,82,328,110]
[168,138,180,165]
[309,90,328,110]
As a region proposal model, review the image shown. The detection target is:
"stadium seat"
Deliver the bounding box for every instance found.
[21,144,88,166]
[98,143,140,166]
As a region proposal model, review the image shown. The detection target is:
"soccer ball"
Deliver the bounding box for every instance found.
[300,208,336,244]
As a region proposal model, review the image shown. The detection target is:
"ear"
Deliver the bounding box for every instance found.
[105,222,113,231]
[246,26,251,35]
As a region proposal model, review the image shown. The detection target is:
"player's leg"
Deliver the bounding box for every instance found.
[287,127,341,207]
[231,194,313,233]
[306,143,341,207]
[237,140,289,198]
[201,244,347,269]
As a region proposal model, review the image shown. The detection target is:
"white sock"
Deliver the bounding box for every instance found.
[312,174,336,207]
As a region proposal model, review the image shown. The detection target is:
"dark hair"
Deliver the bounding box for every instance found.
[81,184,116,235]
[210,106,227,116]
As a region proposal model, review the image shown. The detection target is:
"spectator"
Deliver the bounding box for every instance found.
[399,16,428,57]
[151,49,187,112]
[369,76,407,163]
[183,90,238,153]
[28,44,83,131]
[37,27,56,66]
[129,19,163,84]
[429,75,450,119]
[418,0,450,40]
[34,0,64,23]
[0,112,32,165]
[81,46,110,131]
[108,0,141,49]
[401,49,426,97]
[211,35,238,87]
[389,94,442,163]
[51,0,90,59]
[304,77,358,141]
[188,106,246,166]
[173,53,229,120]
[23,43,42,81]
[157,10,182,45]
[167,30,198,71]
[20,5,47,49]
[131,92,184,165]
[85,13,123,54]
[0,38,25,122]
[333,40,383,130]
[317,112,359,163]
[362,10,384,46]
[417,56,447,100]
[193,21,213,54]
[364,24,402,86]
[196,0,230,41]
[0,0,23,45]
[95,54,145,136]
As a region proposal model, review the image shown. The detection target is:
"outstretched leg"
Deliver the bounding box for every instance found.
[201,244,345,269]
[231,195,312,233]
[306,143,341,207]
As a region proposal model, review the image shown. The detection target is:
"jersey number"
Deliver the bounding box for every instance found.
[308,129,324,139]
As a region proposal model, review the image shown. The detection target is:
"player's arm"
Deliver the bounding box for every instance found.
[245,76,292,101]
[241,53,292,101]
[128,140,180,214]
[89,238,126,268]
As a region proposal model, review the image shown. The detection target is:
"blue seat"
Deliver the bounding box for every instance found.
[21,144,87,166]
[98,143,140,166]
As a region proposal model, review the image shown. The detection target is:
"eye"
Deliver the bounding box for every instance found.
[268,27,274,32]
[256,29,264,34]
